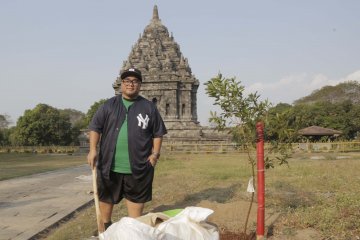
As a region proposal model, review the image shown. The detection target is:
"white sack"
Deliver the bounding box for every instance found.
[99,217,158,240]
[99,206,219,240]
[157,207,219,240]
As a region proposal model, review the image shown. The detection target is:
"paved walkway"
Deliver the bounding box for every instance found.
[0,165,94,240]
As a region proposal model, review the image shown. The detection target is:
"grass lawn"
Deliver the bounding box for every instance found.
[0,153,86,181]
[266,152,360,239]
[44,152,360,240]
[1,152,359,239]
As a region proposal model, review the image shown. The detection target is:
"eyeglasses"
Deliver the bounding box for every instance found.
[122,79,141,86]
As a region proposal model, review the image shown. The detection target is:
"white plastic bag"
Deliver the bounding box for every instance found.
[99,207,219,240]
[99,217,158,240]
[247,177,255,193]
[157,207,219,240]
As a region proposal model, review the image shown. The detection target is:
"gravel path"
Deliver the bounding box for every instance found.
[0,165,93,240]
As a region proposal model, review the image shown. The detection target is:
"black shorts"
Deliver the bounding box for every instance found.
[97,170,154,204]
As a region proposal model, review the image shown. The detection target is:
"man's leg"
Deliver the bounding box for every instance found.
[99,201,113,231]
[125,199,144,218]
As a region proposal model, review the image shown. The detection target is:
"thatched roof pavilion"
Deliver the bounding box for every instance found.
[298,125,342,137]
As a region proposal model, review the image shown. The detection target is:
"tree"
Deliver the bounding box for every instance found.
[0,114,12,146]
[59,108,86,145]
[279,101,360,140]
[294,81,360,105]
[59,108,85,126]
[205,74,293,166]
[13,104,73,146]
[84,99,108,126]
[266,105,301,145]
[0,127,15,146]
[205,74,294,233]
[347,103,360,139]
[0,114,11,129]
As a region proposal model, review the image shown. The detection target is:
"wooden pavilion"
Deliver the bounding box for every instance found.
[298,125,342,141]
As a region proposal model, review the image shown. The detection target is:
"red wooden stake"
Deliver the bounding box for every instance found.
[256,122,265,239]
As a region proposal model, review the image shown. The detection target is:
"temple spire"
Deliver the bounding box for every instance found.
[152,5,160,21]
[113,5,201,127]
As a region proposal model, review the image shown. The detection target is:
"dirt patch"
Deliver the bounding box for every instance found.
[196,199,322,240]
[196,199,257,233]
[220,231,256,240]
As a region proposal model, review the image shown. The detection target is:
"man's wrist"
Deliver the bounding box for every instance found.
[152,152,160,158]
[90,149,97,153]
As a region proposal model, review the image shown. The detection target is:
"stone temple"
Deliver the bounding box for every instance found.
[112,6,229,143]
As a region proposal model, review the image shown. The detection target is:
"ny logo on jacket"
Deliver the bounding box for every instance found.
[137,113,149,129]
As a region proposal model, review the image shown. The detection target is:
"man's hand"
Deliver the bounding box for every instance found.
[87,149,98,169]
[87,131,100,170]
[148,153,159,167]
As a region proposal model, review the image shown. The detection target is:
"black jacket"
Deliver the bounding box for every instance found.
[89,95,167,179]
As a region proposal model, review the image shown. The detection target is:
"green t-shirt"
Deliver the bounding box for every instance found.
[112,98,134,173]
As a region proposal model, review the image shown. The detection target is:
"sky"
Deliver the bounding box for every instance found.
[1,0,360,126]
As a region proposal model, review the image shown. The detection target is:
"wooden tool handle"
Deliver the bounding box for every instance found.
[92,168,104,234]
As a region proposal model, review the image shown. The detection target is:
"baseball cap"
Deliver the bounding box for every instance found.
[120,68,143,82]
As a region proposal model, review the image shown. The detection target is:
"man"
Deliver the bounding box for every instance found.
[87,67,167,232]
